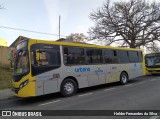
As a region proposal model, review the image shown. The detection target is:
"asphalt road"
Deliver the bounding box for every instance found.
[0,75,160,119]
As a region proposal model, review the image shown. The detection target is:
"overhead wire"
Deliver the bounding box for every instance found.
[0,26,66,37]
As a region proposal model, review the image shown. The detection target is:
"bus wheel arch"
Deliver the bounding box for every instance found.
[120,71,129,85]
[60,76,78,97]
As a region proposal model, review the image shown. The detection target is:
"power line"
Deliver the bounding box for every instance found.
[0,26,66,37]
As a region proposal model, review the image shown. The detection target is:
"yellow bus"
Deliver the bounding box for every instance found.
[145,53,160,75]
[12,36,145,97]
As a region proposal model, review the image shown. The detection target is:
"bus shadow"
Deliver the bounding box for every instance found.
[14,82,122,105]
[13,92,63,106]
[14,76,149,106]
[148,74,160,76]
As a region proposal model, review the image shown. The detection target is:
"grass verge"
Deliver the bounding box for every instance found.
[0,65,12,90]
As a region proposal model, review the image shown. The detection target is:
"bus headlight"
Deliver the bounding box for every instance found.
[19,80,29,90]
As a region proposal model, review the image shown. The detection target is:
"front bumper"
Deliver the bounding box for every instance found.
[12,81,35,97]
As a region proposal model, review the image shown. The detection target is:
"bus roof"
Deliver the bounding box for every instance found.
[28,37,142,51]
[145,53,160,57]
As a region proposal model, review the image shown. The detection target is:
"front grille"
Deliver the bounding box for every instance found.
[148,70,160,73]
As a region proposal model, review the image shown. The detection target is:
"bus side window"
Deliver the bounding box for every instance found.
[36,51,48,66]
[86,49,94,64]
[63,47,85,65]
[117,50,130,63]
[104,49,118,63]
[138,51,143,62]
[63,47,74,65]
[128,51,139,63]
[94,49,103,63]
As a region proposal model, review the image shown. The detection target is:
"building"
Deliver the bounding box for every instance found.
[0,47,10,65]
[10,36,28,48]
[0,38,7,46]
[57,38,94,45]
[10,36,29,58]
[57,38,71,42]
[0,38,10,65]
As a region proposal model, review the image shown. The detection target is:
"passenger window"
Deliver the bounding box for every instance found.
[138,51,143,62]
[86,49,103,64]
[63,47,85,65]
[117,50,130,63]
[86,49,94,64]
[36,51,48,66]
[128,51,139,63]
[35,50,60,66]
[104,49,118,63]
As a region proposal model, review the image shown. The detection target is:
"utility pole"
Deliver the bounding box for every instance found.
[59,15,61,39]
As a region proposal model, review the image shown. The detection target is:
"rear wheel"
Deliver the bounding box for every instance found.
[120,72,128,85]
[60,79,77,97]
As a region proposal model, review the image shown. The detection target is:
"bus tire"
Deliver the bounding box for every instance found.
[60,79,77,97]
[120,72,128,85]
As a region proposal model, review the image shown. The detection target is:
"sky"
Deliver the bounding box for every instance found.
[0,0,110,46]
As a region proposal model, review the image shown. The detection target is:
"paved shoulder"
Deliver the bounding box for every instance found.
[0,89,14,100]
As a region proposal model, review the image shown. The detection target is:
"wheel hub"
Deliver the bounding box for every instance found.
[64,82,74,94]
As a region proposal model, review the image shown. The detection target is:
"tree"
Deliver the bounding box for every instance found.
[88,0,160,48]
[146,41,160,53]
[66,33,86,42]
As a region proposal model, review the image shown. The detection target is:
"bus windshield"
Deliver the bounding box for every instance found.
[14,50,29,75]
[145,56,160,67]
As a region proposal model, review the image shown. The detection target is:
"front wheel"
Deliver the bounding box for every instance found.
[120,72,128,85]
[60,79,77,97]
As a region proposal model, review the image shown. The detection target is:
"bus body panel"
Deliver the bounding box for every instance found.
[146,68,160,74]
[34,62,143,96]
[35,67,62,96]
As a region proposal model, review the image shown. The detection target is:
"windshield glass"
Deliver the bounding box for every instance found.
[14,50,29,75]
[145,56,160,67]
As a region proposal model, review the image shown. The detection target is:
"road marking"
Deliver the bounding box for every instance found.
[150,116,160,119]
[124,84,133,87]
[38,100,61,106]
[137,81,146,84]
[78,93,93,97]
[150,79,157,81]
[104,88,115,91]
